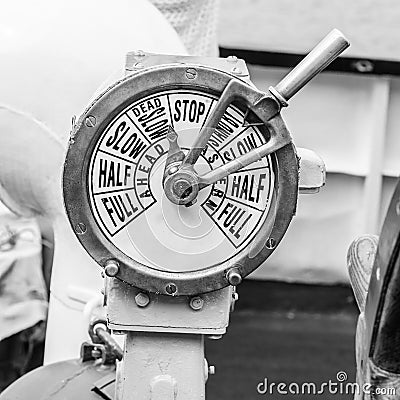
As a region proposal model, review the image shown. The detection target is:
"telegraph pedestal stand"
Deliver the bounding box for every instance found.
[107,279,232,399]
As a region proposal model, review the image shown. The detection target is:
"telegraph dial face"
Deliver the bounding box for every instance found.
[63,65,298,295]
[89,89,274,272]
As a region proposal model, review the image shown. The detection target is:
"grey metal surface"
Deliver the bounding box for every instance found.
[0,359,115,400]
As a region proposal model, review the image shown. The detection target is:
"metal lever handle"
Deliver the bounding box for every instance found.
[269,29,350,106]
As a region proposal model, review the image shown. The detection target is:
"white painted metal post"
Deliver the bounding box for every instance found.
[106,278,232,400]
[362,78,390,234]
[116,332,206,400]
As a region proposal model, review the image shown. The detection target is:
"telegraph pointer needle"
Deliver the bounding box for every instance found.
[163,125,185,181]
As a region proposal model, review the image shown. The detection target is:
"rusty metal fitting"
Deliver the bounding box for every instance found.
[91,348,102,359]
[207,335,223,340]
[227,268,242,286]
[104,260,119,277]
[84,115,96,127]
[189,296,204,311]
[231,66,242,75]
[132,49,145,58]
[135,292,150,307]
[185,67,197,80]
[227,55,238,63]
[265,237,276,249]
[165,283,177,295]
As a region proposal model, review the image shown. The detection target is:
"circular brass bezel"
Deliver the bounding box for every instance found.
[63,64,298,295]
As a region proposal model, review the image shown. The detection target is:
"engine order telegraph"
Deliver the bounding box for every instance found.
[60,29,349,400]
[64,30,349,297]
